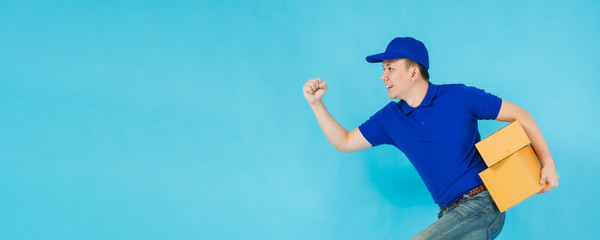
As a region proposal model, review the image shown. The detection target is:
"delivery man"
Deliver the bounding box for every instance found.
[302,37,559,239]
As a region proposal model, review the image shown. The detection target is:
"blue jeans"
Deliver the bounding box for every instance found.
[412,190,505,240]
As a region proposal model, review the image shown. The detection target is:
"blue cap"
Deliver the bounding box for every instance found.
[365,37,429,70]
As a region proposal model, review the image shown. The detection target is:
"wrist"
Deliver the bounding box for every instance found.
[541,161,556,169]
[309,100,324,109]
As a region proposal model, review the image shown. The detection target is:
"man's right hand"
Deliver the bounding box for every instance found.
[302,77,372,152]
[303,78,327,105]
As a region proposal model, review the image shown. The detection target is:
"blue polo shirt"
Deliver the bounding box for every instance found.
[358,82,502,207]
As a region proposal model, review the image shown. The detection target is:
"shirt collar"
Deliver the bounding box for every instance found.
[398,81,438,115]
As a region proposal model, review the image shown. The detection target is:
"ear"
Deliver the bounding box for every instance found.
[410,65,419,81]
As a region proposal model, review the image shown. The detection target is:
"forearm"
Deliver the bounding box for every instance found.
[309,101,349,151]
[517,113,555,168]
[496,99,558,192]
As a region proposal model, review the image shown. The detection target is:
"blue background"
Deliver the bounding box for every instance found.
[1,0,599,239]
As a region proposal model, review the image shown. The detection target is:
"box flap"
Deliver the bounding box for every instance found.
[475,120,531,167]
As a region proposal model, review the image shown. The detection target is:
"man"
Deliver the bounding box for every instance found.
[302,37,559,239]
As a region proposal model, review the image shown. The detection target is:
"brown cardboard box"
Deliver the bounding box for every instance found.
[476,121,545,212]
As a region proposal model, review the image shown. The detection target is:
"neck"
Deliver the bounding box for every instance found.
[404,80,429,108]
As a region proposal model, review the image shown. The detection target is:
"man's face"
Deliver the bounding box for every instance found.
[381,58,412,99]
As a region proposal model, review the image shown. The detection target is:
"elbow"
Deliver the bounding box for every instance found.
[334,141,355,153]
[334,145,350,153]
[333,131,361,153]
[514,110,533,123]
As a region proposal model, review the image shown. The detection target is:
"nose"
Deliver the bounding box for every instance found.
[381,71,388,82]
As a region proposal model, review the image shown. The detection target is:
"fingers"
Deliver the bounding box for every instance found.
[304,81,318,93]
[537,171,559,194]
[539,172,547,185]
[539,183,556,193]
[319,81,327,90]
[538,175,549,193]
[303,78,325,94]
[546,178,558,189]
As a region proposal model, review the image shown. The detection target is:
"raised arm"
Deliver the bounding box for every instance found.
[495,99,559,193]
[303,78,372,152]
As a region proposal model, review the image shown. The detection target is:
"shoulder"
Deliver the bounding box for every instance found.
[383,101,398,109]
[433,83,469,97]
[437,83,477,91]
[375,101,399,114]
[437,83,490,96]
[367,101,400,120]
[432,83,500,109]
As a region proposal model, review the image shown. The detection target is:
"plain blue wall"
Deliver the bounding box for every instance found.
[1,0,599,239]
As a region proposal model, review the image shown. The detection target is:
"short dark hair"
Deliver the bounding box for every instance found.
[405,58,429,81]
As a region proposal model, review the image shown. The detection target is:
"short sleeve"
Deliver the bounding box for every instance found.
[461,85,502,120]
[358,103,394,147]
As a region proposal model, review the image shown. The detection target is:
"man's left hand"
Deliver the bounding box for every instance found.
[538,166,559,194]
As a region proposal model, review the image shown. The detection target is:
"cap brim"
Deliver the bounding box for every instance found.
[365,52,406,63]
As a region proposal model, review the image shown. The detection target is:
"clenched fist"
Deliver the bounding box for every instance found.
[303,78,328,105]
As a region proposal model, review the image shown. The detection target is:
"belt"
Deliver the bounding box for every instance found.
[440,184,487,210]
